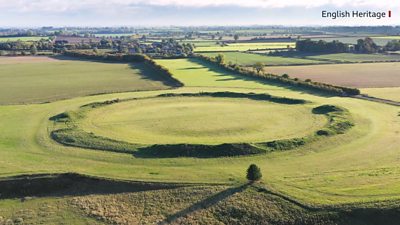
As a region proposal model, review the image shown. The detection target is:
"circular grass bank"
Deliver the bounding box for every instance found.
[50,92,353,158]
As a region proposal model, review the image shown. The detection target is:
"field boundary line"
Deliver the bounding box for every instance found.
[353,95,400,107]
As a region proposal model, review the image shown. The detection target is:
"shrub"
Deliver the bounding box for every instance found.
[246,164,262,182]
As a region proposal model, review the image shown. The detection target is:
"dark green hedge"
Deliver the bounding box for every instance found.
[157,92,308,104]
[135,143,264,158]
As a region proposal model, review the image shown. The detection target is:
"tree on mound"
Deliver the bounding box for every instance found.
[246,164,262,183]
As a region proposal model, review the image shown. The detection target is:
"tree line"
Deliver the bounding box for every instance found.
[296,37,398,54]
[195,54,360,96]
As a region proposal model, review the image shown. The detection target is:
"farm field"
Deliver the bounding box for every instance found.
[0,56,398,207]
[193,42,295,52]
[264,62,400,88]
[155,58,286,90]
[202,52,325,66]
[0,36,49,42]
[362,87,400,102]
[305,53,400,63]
[94,33,136,37]
[0,56,172,104]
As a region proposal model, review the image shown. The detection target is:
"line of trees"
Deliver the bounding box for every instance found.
[296,39,349,53]
[296,38,381,54]
[195,54,360,96]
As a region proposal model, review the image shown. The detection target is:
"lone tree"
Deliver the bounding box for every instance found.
[253,62,264,74]
[30,45,37,55]
[234,34,239,42]
[215,54,225,64]
[246,164,262,182]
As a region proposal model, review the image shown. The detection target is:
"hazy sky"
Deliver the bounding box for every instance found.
[0,0,399,27]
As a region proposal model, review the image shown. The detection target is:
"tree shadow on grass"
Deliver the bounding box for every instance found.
[188,57,336,98]
[159,184,249,225]
[50,55,179,88]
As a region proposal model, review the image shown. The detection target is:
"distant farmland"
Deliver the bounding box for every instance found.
[194,42,295,52]
[306,53,400,63]
[202,52,323,66]
[0,36,49,42]
[0,56,172,104]
[265,62,400,88]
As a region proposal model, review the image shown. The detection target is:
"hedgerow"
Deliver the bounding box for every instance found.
[194,54,360,96]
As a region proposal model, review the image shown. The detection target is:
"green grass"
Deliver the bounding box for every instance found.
[202,52,324,66]
[0,57,399,207]
[194,42,295,52]
[0,197,102,224]
[155,58,287,90]
[0,57,172,104]
[361,87,400,102]
[0,36,49,42]
[306,53,400,63]
[78,97,325,145]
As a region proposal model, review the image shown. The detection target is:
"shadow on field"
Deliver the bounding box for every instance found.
[50,55,179,88]
[0,173,187,199]
[159,184,249,224]
[188,58,335,98]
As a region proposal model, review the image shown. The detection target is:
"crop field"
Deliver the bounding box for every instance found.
[0,36,49,42]
[361,87,400,102]
[305,53,400,63]
[202,52,325,66]
[265,62,400,88]
[1,54,400,224]
[193,42,295,52]
[0,56,172,104]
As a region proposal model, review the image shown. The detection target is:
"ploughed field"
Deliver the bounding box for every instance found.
[264,62,400,88]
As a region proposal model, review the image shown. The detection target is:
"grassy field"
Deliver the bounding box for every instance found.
[4,182,383,225]
[361,87,400,102]
[194,42,295,52]
[155,58,286,90]
[0,56,172,104]
[264,62,400,88]
[0,57,398,207]
[0,36,49,42]
[79,96,325,144]
[306,53,400,63]
[202,52,324,66]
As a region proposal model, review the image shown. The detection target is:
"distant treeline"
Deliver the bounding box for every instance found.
[296,39,349,53]
[296,37,382,54]
[296,37,400,53]
[195,54,360,96]
[63,50,183,87]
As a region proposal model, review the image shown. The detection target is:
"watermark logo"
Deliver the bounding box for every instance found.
[322,10,392,19]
